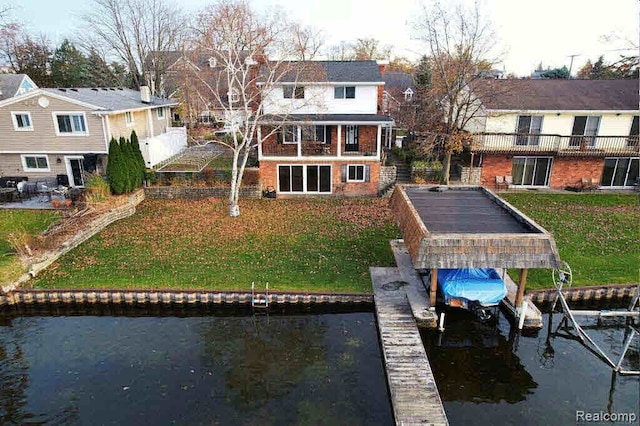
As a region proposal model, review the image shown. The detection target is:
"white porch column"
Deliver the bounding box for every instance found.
[147,109,154,137]
[376,124,382,160]
[257,126,263,160]
[297,126,302,158]
[337,125,342,157]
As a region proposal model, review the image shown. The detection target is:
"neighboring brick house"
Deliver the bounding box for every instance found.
[257,60,394,196]
[467,79,639,189]
[0,85,183,187]
[382,70,418,138]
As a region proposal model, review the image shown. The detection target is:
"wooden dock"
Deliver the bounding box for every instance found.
[371,267,448,426]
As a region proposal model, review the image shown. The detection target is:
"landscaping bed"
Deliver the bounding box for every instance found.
[503,192,638,289]
[30,198,400,293]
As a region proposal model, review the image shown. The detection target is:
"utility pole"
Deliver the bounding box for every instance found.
[567,54,581,77]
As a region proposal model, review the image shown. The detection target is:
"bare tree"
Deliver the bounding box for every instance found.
[193,0,308,217]
[326,41,355,61]
[289,23,324,61]
[81,0,186,92]
[414,0,501,184]
[353,38,392,61]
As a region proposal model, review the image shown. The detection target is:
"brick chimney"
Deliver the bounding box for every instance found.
[376,60,389,113]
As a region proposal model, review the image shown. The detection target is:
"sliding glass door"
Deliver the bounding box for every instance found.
[600,158,639,187]
[512,157,552,186]
[278,165,332,193]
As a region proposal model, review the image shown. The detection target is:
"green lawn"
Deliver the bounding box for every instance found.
[0,209,61,285]
[32,198,400,293]
[503,192,639,289]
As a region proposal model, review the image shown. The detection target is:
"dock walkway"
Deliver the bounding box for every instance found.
[371,266,448,426]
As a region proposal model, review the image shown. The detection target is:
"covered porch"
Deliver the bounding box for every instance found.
[258,114,393,160]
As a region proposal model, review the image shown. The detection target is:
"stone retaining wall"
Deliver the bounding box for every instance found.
[144,186,261,199]
[0,290,373,306]
[2,190,146,293]
[461,167,481,185]
[379,166,397,190]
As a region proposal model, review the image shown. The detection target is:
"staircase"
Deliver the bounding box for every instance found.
[395,161,412,184]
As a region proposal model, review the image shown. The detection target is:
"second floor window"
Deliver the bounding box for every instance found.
[157,107,164,119]
[125,111,134,126]
[628,116,639,146]
[55,113,87,135]
[283,86,304,99]
[334,86,355,99]
[515,115,543,145]
[12,112,33,131]
[570,115,600,147]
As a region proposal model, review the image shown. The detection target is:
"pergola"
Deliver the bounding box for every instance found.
[390,186,561,308]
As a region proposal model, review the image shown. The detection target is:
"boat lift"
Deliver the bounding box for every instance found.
[551,262,639,376]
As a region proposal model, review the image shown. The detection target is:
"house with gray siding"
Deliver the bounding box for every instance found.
[0,85,184,187]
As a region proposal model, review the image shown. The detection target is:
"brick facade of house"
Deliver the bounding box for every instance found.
[260,160,381,196]
[480,154,605,189]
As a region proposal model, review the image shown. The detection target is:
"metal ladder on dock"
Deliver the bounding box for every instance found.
[251,282,269,309]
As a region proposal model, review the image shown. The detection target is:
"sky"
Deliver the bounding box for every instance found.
[5,0,639,76]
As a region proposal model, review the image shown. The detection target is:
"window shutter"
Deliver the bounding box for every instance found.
[341,164,347,183]
[276,130,283,144]
[354,126,359,143]
[365,165,371,182]
[326,126,332,144]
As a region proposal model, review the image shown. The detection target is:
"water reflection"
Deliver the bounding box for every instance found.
[421,310,537,403]
[0,308,393,426]
[422,307,640,426]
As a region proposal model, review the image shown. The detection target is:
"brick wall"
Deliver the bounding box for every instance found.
[480,154,605,189]
[549,157,604,188]
[260,160,381,196]
[480,155,512,188]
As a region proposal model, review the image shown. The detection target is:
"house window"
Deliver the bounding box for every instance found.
[11,112,33,131]
[156,107,164,119]
[228,89,239,103]
[283,86,304,99]
[601,157,639,187]
[404,88,414,101]
[628,116,639,146]
[315,125,330,143]
[278,165,331,193]
[515,115,543,146]
[347,164,365,182]
[55,113,87,135]
[334,86,355,99]
[208,57,216,68]
[277,125,299,144]
[570,116,600,147]
[511,157,552,186]
[125,111,134,126]
[21,155,49,172]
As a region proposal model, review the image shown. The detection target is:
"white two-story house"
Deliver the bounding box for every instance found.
[0,85,185,187]
[257,60,394,196]
[467,79,638,189]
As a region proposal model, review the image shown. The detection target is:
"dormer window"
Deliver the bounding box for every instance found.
[208,57,217,68]
[228,89,239,103]
[404,88,414,101]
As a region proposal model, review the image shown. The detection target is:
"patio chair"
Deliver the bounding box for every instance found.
[505,176,513,187]
[495,176,506,190]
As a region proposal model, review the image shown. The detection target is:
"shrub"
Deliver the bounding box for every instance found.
[6,227,33,258]
[84,174,110,203]
[106,137,127,194]
[412,160,443,170]
[130,130,146,186]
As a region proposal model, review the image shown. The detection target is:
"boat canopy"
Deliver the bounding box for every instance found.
[438,268,507,306]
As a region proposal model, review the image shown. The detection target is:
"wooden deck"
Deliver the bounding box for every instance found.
[371,267,448,426]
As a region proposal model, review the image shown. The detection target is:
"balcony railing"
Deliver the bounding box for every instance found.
[261,140,376,157]
[470,133,640,156]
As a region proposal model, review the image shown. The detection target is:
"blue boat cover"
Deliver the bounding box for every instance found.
[437,268,507,306]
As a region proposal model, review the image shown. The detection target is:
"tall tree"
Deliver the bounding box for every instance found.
[541,66,570,79]
[353,38,391,61]
[414,0,500,184]
[193,0,303,217]
[0,22,52,86]
[81,0,186,92]
[326,41,355,61]
[85,49,119,86]
[51,39,89,87]
[289,23,324,61]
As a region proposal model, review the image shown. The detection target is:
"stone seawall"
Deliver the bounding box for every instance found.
[144,186,261,199]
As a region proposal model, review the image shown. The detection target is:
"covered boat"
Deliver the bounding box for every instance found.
[437,268,507,310]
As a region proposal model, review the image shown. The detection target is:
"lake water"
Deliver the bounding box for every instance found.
[0,306,393,425]
[421,307,640,426]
